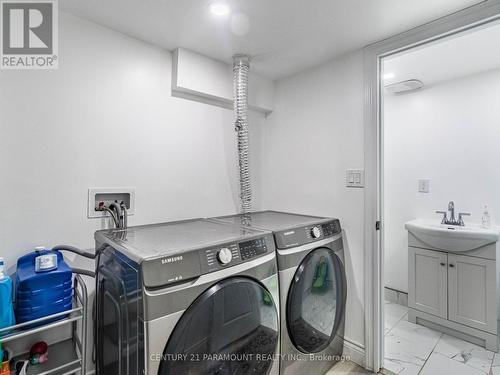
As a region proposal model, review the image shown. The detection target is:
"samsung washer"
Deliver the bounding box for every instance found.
[211,211,347,375]
[95,218,280,375]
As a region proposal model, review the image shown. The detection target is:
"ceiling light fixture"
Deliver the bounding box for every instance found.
[210,3,230,16]
[383,72,395,80]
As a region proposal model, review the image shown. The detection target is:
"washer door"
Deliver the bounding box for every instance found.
[287,247,347,353]
[158,277,279,375]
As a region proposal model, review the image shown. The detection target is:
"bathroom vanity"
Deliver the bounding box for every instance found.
[405,219,500,351]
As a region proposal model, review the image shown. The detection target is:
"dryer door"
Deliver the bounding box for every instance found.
[286,247,347,353]
[158,277,279,375]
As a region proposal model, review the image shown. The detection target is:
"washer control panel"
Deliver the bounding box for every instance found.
[204,243,240,270]
[217,248,233,264]
[275,219,342,249]
[239,238,268,261]
[200,234,274,273]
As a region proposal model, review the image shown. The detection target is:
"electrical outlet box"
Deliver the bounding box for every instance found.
[346,169,365,188]
[88,188,135,219]
[418,179,430,193]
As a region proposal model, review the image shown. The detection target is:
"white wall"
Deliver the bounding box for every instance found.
[0,11,266,366]
[260,51,366,348]
[0,11,267,268]
[384,69,500,292]
[0,8,368,361]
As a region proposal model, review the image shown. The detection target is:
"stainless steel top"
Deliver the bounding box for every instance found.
[95,218,270,262]
[213,211,332,231]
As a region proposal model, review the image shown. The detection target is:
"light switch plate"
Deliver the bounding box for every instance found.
[418,179,430,193]
[346,169,365,188]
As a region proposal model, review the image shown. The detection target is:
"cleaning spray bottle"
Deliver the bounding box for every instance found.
[0,258,15,330]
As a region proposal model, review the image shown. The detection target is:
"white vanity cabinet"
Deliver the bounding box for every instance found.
[407,232,498,351]
[447,253,496,333]
[408,247,448,319]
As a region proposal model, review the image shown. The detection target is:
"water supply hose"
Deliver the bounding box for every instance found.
[101,207,120,228]
[108,202,123,229]
[233,54,252,217]
[120,202,128,229]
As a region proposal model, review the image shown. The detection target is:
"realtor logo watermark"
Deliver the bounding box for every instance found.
[1,0,58,69]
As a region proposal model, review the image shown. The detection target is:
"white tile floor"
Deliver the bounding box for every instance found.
[384,301,500,375]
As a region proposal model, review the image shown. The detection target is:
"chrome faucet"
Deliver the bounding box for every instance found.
[448,201,455,224]
[436,201,470,226]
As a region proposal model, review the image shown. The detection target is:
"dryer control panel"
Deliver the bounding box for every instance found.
[274,219,341,249]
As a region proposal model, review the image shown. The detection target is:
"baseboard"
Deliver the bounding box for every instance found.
[384,287,408,307]
[343,338,366,368]
[409,308,498,352]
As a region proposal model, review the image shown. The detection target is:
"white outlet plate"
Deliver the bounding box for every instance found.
[88,187,136,219]
[418,179,430,193]
[346,169,365,188]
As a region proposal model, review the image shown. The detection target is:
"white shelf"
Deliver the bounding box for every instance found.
[11,339,81,375]
[0,275,88,375]
[0,304,83,344]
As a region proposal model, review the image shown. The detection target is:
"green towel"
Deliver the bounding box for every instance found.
[312,257,329,292]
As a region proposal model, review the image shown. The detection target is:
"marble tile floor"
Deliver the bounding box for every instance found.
[384,301,500,375]
[327,360,377,374]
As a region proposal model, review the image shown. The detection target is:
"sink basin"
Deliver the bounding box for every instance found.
[405,219,500,252]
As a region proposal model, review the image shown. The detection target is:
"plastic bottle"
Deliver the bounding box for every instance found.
[482,205,491,228]
[0,258,15,330]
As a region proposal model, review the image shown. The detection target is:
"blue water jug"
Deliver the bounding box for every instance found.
[0,257,16,330]
[16,249,73,323]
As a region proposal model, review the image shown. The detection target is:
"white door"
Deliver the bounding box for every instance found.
[408,247,448,318]
[448,254,496,334]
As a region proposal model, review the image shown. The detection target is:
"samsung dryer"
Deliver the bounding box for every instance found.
[95,218,280,375]
[211,211,347,375]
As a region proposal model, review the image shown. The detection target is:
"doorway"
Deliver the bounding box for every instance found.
[363,1,500,372]
[381,21,500,375]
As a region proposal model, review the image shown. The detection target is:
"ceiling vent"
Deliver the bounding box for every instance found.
[385,79,424,94]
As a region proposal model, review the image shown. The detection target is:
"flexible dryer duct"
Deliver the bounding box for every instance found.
[233,54,252,215]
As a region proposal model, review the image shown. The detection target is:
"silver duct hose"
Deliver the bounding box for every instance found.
[233,54,252,220]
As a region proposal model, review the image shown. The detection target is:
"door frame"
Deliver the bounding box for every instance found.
[363,0,500,371]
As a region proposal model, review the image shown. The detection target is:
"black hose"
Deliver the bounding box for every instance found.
[71,268,96,278]
[101,207,120,228]
[52,245,97,259]
[108,202,123,229]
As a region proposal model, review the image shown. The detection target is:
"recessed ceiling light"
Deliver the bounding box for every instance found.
[210,3,230,16]
[383,72,395,80]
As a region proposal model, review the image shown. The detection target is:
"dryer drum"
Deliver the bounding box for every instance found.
[286,248,347,354]
[158,277,279,375]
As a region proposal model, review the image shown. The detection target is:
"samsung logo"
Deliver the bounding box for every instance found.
[283,231,295,236]
[161,255,183,265]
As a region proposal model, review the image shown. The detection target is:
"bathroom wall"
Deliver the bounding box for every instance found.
[384,68,500,293]
[0,11,267,368]
[261,51,366,350]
